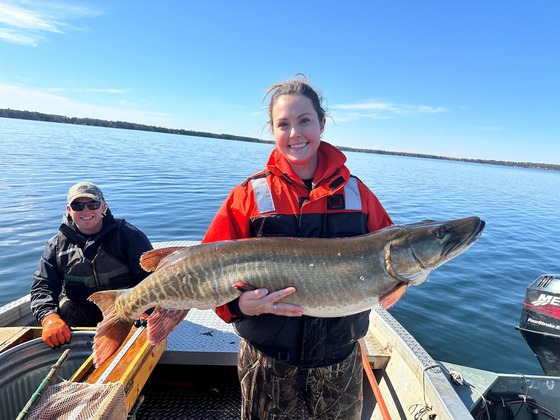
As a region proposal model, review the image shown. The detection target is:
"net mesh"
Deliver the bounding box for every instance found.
[27,381,127,420]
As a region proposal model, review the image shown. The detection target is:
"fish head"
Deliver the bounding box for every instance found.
[385,216,485,285]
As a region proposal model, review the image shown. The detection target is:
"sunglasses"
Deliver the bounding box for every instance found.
[70,201,102,211]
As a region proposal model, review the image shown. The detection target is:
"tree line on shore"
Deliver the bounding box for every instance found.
[1,108,558,172]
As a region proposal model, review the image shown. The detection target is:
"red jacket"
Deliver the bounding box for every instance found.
[203,141,392,325]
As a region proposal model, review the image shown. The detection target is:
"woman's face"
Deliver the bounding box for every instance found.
[271,94,325,179]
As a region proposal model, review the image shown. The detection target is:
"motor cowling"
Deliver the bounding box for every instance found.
[517,274,560,376]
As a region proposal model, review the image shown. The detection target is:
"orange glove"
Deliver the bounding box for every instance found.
[41,313,72,348]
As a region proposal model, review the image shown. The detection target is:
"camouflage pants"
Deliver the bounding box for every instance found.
[238,339,363,420]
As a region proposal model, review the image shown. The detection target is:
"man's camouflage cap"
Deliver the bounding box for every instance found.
[67,182,105,204]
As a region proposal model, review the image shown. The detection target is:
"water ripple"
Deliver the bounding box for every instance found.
[1,118,559,374]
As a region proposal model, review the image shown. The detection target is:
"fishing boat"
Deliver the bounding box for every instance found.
[0,241,558,420]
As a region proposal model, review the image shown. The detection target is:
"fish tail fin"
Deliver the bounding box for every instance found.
[147,307,189,345]
[88,290,134,367]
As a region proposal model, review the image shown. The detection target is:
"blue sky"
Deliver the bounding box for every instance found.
[1,1,559,164]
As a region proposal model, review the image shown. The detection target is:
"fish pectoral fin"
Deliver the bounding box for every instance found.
[140,247,187,272]
[147,307,189,345]
[379,283,408,310]
[233,281,258,292]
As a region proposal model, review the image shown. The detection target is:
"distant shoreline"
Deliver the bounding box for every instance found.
[1,108,558,172]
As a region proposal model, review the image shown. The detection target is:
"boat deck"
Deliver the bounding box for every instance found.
[134,363,382,420]
[159,309,239,366]
[131,306,388,419]
[132,240,392,419]
[134,364,242,420]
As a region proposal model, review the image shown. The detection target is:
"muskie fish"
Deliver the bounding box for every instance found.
[89,216,485,366]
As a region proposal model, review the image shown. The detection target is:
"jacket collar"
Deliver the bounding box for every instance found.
[266,141,350,192]
[60,208,118,243]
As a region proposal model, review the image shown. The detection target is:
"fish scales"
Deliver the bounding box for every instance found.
[118,236,387,319]
[89,217,485,367]
[174,236,386,315]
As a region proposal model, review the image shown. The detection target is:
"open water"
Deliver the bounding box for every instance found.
[1,117,559,375]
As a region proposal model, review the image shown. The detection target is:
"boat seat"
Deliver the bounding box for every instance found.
[0,326,42,354]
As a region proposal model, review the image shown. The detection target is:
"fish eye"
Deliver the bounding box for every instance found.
[435,227,446,239]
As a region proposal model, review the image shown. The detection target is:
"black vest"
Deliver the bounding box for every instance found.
[236,175,370,368]
[56,221,133,302]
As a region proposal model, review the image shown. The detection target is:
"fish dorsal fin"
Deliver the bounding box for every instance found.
[140,247,187,272]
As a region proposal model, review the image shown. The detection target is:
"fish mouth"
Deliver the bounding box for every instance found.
[386,217,485,286]
[444,218,485,256]
[472,218,485,240]
[463,217,485,245]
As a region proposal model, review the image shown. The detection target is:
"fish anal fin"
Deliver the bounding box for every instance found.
[233,281,258,292]
[89,289,136,367]
[93,315,134,367]
[147,307,189,345]
[140,247,186,272]
[380,283,408,310]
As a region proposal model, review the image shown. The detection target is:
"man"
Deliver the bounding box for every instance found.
[31,182,153,348]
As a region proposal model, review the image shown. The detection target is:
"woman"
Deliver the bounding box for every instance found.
[203,75,392,419]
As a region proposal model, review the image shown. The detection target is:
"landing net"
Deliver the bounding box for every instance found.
[26,381,126,420]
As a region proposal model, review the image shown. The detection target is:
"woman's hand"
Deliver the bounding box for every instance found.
[238,286,305,317]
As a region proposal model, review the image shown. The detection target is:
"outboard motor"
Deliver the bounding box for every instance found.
[517,274,560,376]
